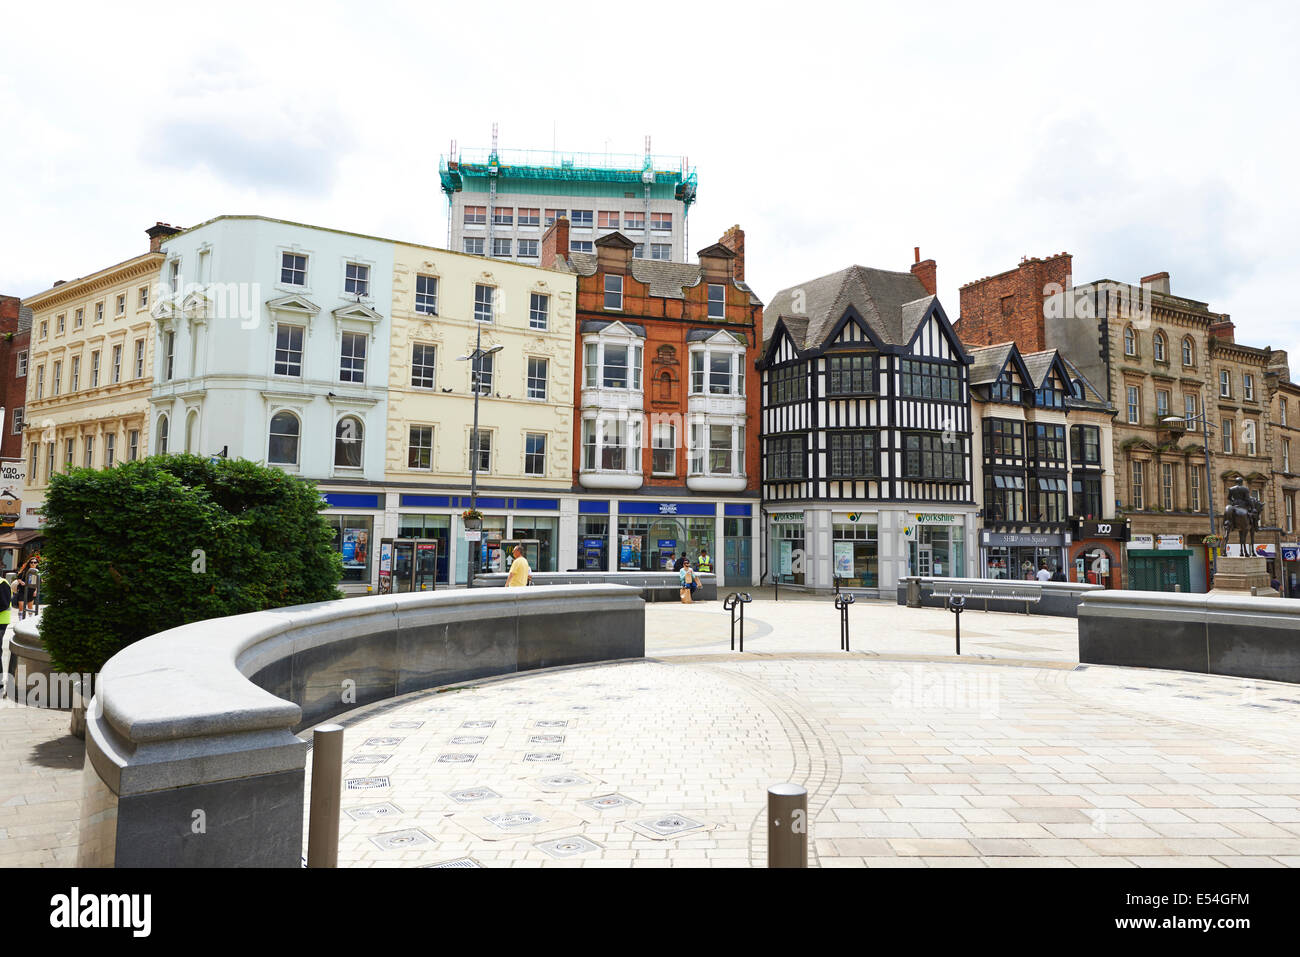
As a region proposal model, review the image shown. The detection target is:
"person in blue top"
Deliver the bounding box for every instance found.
[678,559,697,603]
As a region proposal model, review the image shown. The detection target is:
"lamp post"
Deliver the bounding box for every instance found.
[1161,413,1217,581]
[459,326,503,589]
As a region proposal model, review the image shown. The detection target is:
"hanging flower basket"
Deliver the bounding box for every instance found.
[462,508,483,530]
[1202,533,1224,549]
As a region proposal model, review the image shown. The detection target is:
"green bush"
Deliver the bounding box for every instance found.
[40,454,344,674]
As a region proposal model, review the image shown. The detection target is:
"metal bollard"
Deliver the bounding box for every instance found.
[307,723,345,868]
[768,783,808,868]
[947,595,966,655]
[834,593,855,650]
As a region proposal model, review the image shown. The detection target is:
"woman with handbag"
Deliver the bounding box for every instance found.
[679,559,696,603]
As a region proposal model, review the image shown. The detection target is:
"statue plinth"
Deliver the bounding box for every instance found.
[1210,556,1278,596]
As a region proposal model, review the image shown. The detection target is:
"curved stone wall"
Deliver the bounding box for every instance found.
[1078,590,1300,683]
[474,570,718,602]
[78,585,645,867]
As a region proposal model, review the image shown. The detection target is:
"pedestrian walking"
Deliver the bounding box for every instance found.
[0,573,12,664]
[506,545,532,587]
[1036,561,1052,582]
[678,559,696,603]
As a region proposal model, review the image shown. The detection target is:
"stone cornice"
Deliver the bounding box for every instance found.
[23,253,164,312]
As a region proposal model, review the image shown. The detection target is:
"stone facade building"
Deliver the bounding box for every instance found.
[21,225,175,534]
[957,255,1282,592]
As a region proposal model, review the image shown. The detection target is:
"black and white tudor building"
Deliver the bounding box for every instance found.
[758,264,976,594]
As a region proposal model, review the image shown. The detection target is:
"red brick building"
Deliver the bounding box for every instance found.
[954,252,1073,350]
[0,294,34,562]
[542,219,763,584]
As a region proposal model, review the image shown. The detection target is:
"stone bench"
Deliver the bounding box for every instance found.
[897,576,1103,617]
[78,585,645,867]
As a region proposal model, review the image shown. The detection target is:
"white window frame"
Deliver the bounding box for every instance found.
[529,293,549,330]
[339,330,367,384]
[604,274,623,311]
[344,262,371,298]
[408,424,434,471]
[415,275,439,315]
[281,251,309,287]
[524,432,546,476]
[474,284,494,323]
[411,342,437,389]
[707,283,725,320]
[526,356,548,401]
[267,410,301,466]
[582,335,643,392]
[274,323,306,377]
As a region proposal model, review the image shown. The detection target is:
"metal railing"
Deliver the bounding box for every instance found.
[834,593,855,651]
[927,580,1043,615]
[724,592,752,651]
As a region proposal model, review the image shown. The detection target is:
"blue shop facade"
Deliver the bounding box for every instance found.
[317,486,760,594]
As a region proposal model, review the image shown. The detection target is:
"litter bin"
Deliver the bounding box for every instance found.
[906,577,922,608]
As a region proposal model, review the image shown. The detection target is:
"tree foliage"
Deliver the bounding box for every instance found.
[40,454,343,674]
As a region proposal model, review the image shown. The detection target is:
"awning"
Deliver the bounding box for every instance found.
[0,529,43,547]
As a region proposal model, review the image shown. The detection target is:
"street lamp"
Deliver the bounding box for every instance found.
[1160,413,1218,580]
[458,325,503,589]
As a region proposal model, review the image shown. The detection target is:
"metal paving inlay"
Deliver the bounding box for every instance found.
[448,787,501,803]
[369,828,435,851]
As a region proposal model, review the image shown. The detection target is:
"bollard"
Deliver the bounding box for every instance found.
[834,593,854,651]
[307,723,345,868]
[947,595,966,655]
[767,783,808,868]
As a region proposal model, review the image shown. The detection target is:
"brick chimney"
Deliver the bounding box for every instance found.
[910,246,937,296]
[718,225,745,281]
[147,222,181,253]
[541,216,570,269]
[1141,271,1170,295]
[0,295,19,327]
[1208,315,1235,343]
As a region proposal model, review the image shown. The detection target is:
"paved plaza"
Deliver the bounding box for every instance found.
[308,599,1300,868]
[3,597,1300,867]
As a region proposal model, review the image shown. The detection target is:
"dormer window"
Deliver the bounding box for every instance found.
[1035,376,1065,408]
[990,371,1021,403]
[707,284,725,319]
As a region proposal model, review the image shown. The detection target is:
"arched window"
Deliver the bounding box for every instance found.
[334,416,363,469]
[185,410,198,453]
[269,411,300,465]
[658,371,672,401]
[1182,336,1195,366]
[1153,331,1166,362]
[1123,326,1136,356]
[1072,378,1086,399]
[155,414,169,454]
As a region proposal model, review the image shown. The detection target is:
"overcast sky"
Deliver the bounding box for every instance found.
[5,1,1299,363]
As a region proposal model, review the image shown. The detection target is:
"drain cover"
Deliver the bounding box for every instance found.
[369,828,435,850]
[348,754,391,764]
[364,737,404,747]
[537,835,601,858]
[450,735,487,745]
[448,787,501,803]
[344,776,391,790]
[345,803,403,821]
[582,793,639,811]
[485,811,546,830]
[389,721,424,729]
[639,815,702,836]
[437,753,477,763]
[461,720,496,729]
[524,752,563,762]
[528,735,565,745]
[424,858,481,868]
[534,720,568,728]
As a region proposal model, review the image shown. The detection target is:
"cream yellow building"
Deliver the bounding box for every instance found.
[22,227,176,518]
[384,242,577,583]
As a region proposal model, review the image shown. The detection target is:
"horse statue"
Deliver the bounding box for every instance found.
[1221,480,1262,554]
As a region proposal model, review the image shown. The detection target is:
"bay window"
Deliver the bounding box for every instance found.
[583,338,644,392]
[689,421,745,477]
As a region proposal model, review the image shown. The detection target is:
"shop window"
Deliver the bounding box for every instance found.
[327,514,372,584]
[335,416,364,469]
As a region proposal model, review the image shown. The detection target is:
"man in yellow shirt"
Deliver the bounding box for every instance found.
[506,546,533,587]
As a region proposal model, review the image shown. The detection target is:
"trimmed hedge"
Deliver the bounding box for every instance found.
[40,454,344,674]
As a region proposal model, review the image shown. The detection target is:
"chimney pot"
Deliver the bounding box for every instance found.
[914,246,920,264]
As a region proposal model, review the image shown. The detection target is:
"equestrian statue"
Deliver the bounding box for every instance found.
[1221,479,1263,554]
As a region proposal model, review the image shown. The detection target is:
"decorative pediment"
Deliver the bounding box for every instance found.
[331,302,384,325]
[182,291,212,321]
[266,295,321,320]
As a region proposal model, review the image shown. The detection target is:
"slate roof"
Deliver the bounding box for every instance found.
[685,327,746,344]
[1021,350,1058,389]
[17,306,32,334]
[1061,356,1110,409]
[967,342,1016,385]
[566,251,762,305]
[763,265,935,350]
[579,319,646,338]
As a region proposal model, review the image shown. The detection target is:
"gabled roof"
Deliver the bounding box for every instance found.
[1021,350,1060,389]
[594,232,635,250]
[967,342,1017,386]
[763,265,935,350]
[566,251,762,305]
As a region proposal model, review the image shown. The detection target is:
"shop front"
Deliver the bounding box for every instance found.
[322,492,384,594]
[979,529,1067,580]
[906,513,969,579]
[832,512,879,588]
[768,511,806,586]
[1126,533,1201,592]
[1068,519,1130,588]
[395,494,561,586]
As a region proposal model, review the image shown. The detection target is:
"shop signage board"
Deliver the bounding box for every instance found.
[834,542,854,577]
[1156,534,1185,550]
[1076,520,1127,540]
[464,530,481,542]
[915,513,958,524]
[770,512,804,523]
[983,532,1065,547]
[1127,534,1155,550]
